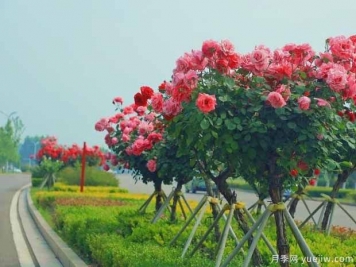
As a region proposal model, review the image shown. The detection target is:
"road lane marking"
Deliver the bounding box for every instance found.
[10,184,35,267]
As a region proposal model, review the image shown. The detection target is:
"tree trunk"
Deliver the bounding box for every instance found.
[170,181,183,222]
[204,177,221,242]
[154,180,163,212]
[288,186,304,218]
[321,170,350,230]
[268,157,289,267]
[215,178,264,267]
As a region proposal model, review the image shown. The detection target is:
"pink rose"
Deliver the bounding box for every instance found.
[275,85,291,101]
[329,35,354,60]
[196,93,217,113]
[202,40,221,58]
[314,98,331,108]
[190,50,209,71]
[111,137,118,145]
[298,96,311,110]
[326,64,348,92]
[250,49,269,71]
[146,159,157,172]
[162,98,182,117]
[266,92,286,108]
[112,96,123,105]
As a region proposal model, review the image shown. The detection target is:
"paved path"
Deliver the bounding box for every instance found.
[117,174,356,229]
[0,174,31,267]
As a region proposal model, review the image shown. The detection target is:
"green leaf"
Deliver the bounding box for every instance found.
[220,111,227,119]
[299,71,307,79]
[225,119,236,130]
[244,135,251,142]
[247,148,256,159]
[287,122,297,129]
[298,134,307,141]
[212,131,218,138]
[216,118,223,126]
[200,119,210,130]
[224,77,235,89]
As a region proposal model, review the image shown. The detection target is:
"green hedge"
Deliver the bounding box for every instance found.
[304,186,354,199]
[58,166,118,187]
[33,190,356,267]
[349,192,356,203]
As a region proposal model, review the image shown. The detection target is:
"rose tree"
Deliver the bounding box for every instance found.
[151,36,356,265]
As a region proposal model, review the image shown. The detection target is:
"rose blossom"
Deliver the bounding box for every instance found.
[314,98,331,108]
[146,159,157,172]
[202,40,220,58]
[162,98,182,117]
[326,64,348,92]
[298,96,311,110]
[150,93,163,112]
[134,93,148,106]
[196,93,217,113]
[112,96,123,105]
[140,86,154,99]
[329,35,355,60]
[250,48,269,71]
[275,85,291,101]
[266,92,286,108]
[123,105,134,115]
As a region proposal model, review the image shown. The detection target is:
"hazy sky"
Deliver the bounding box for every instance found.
[0,0,355,147]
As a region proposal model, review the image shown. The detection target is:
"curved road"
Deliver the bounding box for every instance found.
[0,173,31,267]
[117,173,356,229]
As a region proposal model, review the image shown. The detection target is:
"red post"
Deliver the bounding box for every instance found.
[80,142,87,192]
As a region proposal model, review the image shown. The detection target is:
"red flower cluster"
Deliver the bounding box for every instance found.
[134,86,154,106]
[36,137,105,166]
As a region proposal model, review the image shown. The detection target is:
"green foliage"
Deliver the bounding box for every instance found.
[31,165,48,178]
[305,186,355,198]
[34,190,356,267]
[58,165,118,187]
[31,177,43,187]
[39,157,63,174]
[350,192,356,203]
[88,234,219,267]
[0,120,20,167]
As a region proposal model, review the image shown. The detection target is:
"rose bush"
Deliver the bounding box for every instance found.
[138,36,356,266]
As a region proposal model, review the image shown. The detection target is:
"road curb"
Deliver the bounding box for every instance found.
[26,189,88,267]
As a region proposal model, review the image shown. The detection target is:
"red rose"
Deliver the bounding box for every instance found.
[309,178,317,186]
[303,91,310,97]
[314,169,320,176]
[337,111,344,117]
[140,86,154,100]
[134,93,148,107]
[297,160,309,171]
[290,169,298,177]
[348,112,356,122]
[158,81,166,91]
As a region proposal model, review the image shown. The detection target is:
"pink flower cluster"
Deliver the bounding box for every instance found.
[95,96,164,172]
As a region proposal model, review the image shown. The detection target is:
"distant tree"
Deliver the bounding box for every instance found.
[0,120,21,170]
[19,135,44,166]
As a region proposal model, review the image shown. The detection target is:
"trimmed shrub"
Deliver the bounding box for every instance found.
[58,166,118,187]
[32,177,43,187]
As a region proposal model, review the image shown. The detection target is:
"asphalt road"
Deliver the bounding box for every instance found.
[117,173,356,229]
[0,173,31,267]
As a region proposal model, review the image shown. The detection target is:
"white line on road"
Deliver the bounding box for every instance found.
[9,184,35,267]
